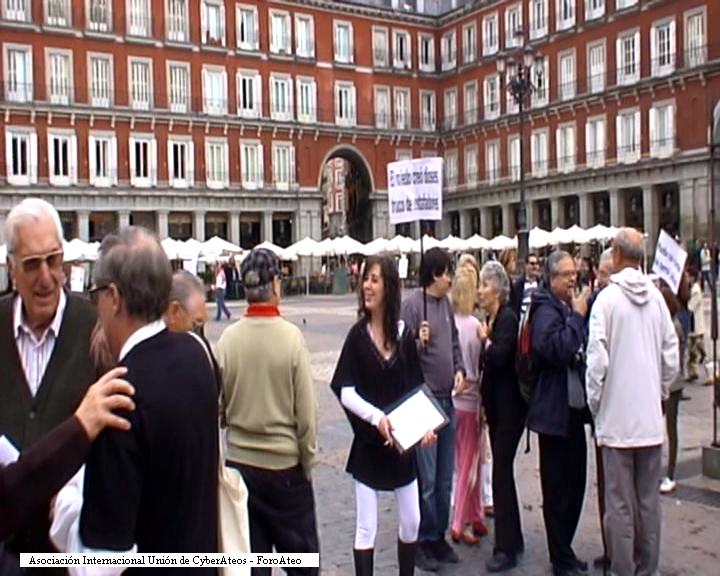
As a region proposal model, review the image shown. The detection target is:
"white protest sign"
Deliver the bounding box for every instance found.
[69,265,86,293]
[651,229,687,294]
[387,157,443,224]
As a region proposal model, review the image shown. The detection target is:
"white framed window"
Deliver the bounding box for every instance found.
[4,127,37,185]
[685,8,706,67]
[166,0,187,41]
[556,123,576,173]
[240,140,264,190]
[45,0,70,27]
[3,44,33,103]
[651,18,676,77]
[295,14,315,58]
[444,88,457,130]
[616,108,641,164]
[202,65,227,115]
[587,41,605,94]
[47,130,77,186]
[421,150,437,159]
[464,81,478,125]
[396,149,412,162]
[649,101,675,158]
[335,81,356,126]
[127,0,151,37]
[374,85,391,129]
[129,57,153,110]
[3,0,31,22]
[445,149,458,187]
[531,58,549,107]
[334,21,354,64]
[89,132,118,187]
[201,0,226,46]
[505,4,522,49]
[484,74,500,120]
[559,50,576,101]
[88,53,113,108]
[205,138,228,189]
[616,0,637,9]
[441,30,456,71]
[420,90,436,131]
[129,134,157,187]
[530,0,548,40]
[463,22,476,65]
[272,142,295,190]
[531,129,549,177]
[617,29,640,86]
[486,140,500,184]
[270,10,291,55]
[46,49,72,105]
[585,0,604,21]
[556,0,575,31]
[167,136,193,188]
[237,70,261,119]
[236,4,259,51]
[88,0,112,32]
[483,13,499,56]
[167,61,190,113]
[508,135,520,181]
[373,26,389,67]
[297,77,316,124]
[394,87,411,130]
[393,29,412,69]
[270,74,293,121]
[419,34,435,72]
[585,116,606,168]
[464,144,478,184]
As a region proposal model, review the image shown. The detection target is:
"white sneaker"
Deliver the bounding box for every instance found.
[659,477,676,494]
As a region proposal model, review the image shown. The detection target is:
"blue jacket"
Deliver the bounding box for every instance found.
[527,287,588,437]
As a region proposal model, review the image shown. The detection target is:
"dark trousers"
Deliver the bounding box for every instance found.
[594,442,608,560]
[228,462,319,576]
[488,415,525,557]
[665,389,682,479]
[538,410,587,571]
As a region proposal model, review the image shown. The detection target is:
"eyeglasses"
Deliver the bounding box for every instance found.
[527,261,540,267]
[554,270,577,279]
[14,249,64,274]
[88,283,111,305]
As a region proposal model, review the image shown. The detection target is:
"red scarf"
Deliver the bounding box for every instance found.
[245,304,280,317]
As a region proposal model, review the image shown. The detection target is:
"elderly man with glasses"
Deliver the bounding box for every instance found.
[0,198,98,571]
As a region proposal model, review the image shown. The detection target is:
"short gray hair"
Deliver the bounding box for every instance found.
[613,228,644,263]
[5,198,64,254]
[545,250,573,281]
[245,284,273,304]
[480,261,510,305]
[599,248,613,266]
[94,227,172,322]
[169,270,205,310]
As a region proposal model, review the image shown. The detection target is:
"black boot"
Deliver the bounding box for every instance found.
[353,548,374,576]
[397,540,416,576]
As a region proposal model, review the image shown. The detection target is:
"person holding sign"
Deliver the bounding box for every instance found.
[330,256,435,576]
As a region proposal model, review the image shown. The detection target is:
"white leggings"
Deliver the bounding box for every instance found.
[354,479,420,549]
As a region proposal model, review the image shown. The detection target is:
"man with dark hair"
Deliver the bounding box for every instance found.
[401,247,465,572]
[51,227,219,574]
[216,248,319,574]
[512,253,541,319]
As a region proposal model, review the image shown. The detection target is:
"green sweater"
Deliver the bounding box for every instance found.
[216,314,317,475]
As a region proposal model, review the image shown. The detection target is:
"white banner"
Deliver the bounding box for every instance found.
[21,553,319,569]
[651,229,687,294]
[387,157,443,224]
[69,265,86,293]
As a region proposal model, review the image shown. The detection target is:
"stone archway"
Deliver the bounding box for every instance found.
[317,146,374,242]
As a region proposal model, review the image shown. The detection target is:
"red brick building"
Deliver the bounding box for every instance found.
[0,0,718,247]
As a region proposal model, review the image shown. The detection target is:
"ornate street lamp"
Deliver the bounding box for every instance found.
[496,33,545,261]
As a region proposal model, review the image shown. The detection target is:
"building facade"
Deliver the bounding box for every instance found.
[0,0,718,248]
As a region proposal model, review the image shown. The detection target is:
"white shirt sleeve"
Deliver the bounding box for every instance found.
[340,387,385,427]
[51,466,138,576]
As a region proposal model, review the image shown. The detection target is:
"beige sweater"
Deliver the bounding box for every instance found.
[216,314,317,475]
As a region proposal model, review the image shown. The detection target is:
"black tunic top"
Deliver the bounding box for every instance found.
[331,321,425,490]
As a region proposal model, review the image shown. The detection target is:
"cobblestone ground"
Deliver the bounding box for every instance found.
[207,294,720,576]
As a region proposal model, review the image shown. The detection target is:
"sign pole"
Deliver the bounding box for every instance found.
[420,221,427,322]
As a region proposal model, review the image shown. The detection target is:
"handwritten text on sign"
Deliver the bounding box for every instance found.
[387,157,443,224]
[651,229,687,294]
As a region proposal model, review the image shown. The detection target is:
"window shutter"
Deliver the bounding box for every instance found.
[669,20,676,68]
[634,31,640,74]
[201,2,208,44]
[109,136,117,185]
[201,68,208,113]
[4,131,13,178]
[222,70,228,113]
[668,104,675,152]
[150,138,158,185]
[220,4,226,47]
[254,75,262,117]
[89,135,97,185]
[616,115,623,162]
[47,134,56,180]
[310,80,317,121]
[406,33,412,69]
[257,143,264,187]
[349,25,355,63]
[598,120,605,164]
[634,110,641,158]
[188,141,195,186]
[29,132,38,183]
[585,123,593,166]
[650,26,658,75]
[69,134,78,184]
[288,77,294,119]
[649,107,657,155]
[568,126,575,169]
[616,37,622,81]
[223,143,229,187]
[167,139,174,186]
[253,11,259,49]
[129,137,136,185]
[556,127,563,172]
[290,145,296,185]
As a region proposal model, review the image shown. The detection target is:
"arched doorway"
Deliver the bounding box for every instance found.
[318,146,374,242]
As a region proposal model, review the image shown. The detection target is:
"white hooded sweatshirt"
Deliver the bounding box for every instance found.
[586,267,679,448]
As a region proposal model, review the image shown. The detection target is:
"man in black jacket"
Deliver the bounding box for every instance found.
[512,253,541,320]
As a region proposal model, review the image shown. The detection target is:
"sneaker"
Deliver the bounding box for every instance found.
[659,477,677,494]
[415,543,440,572]
[432,539,459,564]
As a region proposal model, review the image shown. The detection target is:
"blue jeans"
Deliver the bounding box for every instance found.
[215,288,231,320]
[417,397,456,543]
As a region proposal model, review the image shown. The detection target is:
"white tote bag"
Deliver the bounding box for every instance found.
[218,433,251,576]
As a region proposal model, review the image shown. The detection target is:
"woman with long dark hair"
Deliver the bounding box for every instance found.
[331,256,434,576]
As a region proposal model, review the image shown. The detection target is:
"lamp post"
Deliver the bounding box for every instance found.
[496,36,545,261]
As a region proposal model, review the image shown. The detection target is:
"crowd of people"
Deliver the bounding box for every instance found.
[0,196,716,576]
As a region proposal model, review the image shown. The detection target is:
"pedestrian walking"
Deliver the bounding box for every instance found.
[214,262,231,321]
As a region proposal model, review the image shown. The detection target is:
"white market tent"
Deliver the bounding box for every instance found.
[286,237,324,258]
[201,236,242,257]
[362,237,390,256]
[466,234,491,251]
[331,235,367,257]
[255,240,296,261]
[385,234,415,255]
[439,235,469,253]
[489,235,517,251]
